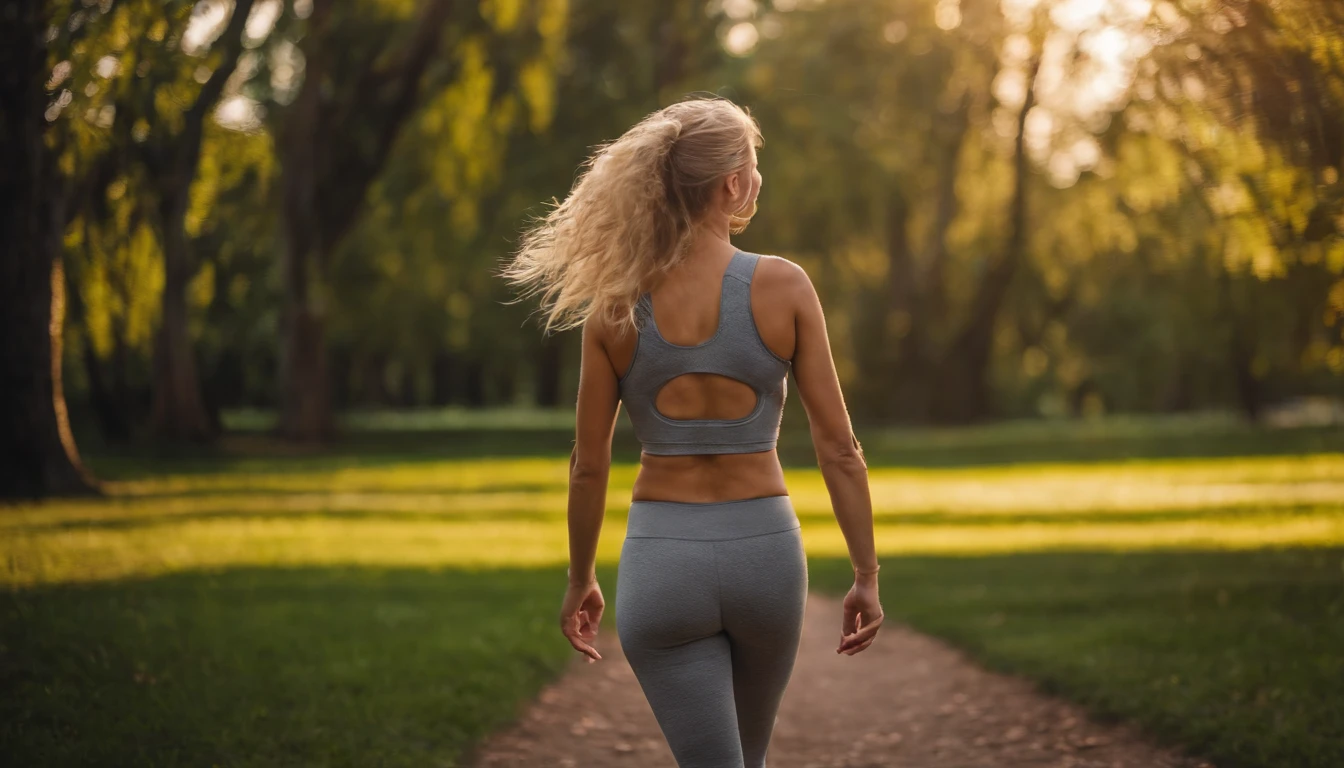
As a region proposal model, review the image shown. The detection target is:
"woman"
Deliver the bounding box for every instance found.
[500,95,883,768]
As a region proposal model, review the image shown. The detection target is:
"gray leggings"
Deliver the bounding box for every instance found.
[615,495,808,768]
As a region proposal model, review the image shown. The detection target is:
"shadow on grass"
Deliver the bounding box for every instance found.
[0,563,616,768]
[807,547,1344,768]
[76,420,1344,482]
[9,502,1335,536]
[78,429,596,482]
[7,507,576,533]
[98,480,570,502]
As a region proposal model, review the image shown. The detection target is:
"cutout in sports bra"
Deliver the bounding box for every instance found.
[618,250,792,455]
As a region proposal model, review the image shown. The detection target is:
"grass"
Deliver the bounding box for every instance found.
[2,564,615,768]
[4,411,1343,767]
[810,549,1344,768]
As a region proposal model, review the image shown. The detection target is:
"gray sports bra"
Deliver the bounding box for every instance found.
[618,250,792,455]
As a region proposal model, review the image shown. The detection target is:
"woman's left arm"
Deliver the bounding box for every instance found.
[559,318,622,662]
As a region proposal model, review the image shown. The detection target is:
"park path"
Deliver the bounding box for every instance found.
[466,592,1213,768]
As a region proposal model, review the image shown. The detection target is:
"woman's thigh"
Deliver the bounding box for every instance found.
[616,537,744,767]
[717,527,808,767]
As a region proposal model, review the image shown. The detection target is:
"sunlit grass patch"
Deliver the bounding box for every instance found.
[4,449,1341,587]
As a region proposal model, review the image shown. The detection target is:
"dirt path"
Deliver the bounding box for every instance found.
[467,592,1213,768]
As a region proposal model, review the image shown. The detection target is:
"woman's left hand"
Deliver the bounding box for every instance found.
[560,578,605,663]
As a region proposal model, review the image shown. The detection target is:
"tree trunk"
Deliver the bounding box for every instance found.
[922,92,971,325]
[859,96,971,426]
[275,0,458,441]
[277,235,335,441]
[464,359,487,407]
[0,4,98,497]
[855,188,924,422]
[67,262,134,442]
[431,352,454,405]
[535,333,565,407]
[150,192,215,441]
[328,345,353,410]
[930,58,1040,424]
[1162,362,1194,413]
[885,189,935,422]
[1220,270,1264,422]
[360,351,392,406]
[495,361,517,406]
[277,0,334,442]
[398,362,418,407]
[144,0,253,442]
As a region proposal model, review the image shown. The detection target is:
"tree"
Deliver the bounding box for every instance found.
[47,0,278,442]
[1,2,98,498]
[272,0,566,440]
[143,0,259,441]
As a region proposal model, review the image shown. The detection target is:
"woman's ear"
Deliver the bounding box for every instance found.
[723,171,741,207]
[725,170,750,214]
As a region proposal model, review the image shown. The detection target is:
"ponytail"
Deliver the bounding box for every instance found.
[500,96,762,335]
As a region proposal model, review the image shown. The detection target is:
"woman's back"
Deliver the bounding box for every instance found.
[604,240,798,503]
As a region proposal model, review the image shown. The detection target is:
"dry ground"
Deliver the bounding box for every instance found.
[467,592,1215,768]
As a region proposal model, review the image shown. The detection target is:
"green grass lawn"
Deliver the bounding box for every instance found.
[3,412,1342,767]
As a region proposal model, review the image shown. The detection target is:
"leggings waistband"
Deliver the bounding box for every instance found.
[625,495,800,541]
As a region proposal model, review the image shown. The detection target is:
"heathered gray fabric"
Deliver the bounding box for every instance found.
[618,250,792,456]
[616,495,808,768]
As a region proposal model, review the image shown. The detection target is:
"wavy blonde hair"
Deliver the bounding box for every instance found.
[500,95,764,335]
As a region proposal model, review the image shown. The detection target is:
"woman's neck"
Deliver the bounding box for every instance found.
[686,217,735,255]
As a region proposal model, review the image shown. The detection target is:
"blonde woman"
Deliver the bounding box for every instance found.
[501,95,883,768]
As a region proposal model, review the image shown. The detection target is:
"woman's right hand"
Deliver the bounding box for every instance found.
[560,578,605,663]
[837,574,883,655]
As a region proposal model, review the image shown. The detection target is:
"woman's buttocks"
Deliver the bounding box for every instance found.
[616,495,807,648]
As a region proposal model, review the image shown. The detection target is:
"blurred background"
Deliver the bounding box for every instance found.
[3,1,1342,767]
[10,0,1344,445]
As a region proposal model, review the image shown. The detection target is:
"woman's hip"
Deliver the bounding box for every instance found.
[622,494,800,542]
[615,495,807,646]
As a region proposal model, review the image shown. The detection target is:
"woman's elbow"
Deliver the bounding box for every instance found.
[815,432,867,470]
[569,452,611,482]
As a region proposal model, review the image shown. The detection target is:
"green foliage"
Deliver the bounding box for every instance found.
[66,212,161,360]
[46,0,1344,423]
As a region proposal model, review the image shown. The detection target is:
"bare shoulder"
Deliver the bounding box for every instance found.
[583,303,639,372]
[753,253,817,307]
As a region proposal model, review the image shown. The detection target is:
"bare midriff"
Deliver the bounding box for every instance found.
[631,449,789,503]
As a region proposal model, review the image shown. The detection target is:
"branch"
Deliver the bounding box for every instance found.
[173,0,259,188]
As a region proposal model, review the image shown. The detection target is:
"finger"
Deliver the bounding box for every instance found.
[840,614,883,645]
[581,607,602,635]
[577,617,598,641]
[838,618,860,648]
[842,605,859,636]
[563,630,603,661]
[842,637,875,656]
[561,611,601,653]
[838,615,883,650]
[833,621,876,650]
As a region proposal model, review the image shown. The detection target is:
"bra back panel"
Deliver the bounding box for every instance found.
[618,250,792,455]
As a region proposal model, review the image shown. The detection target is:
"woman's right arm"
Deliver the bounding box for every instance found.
[783,260,884,655]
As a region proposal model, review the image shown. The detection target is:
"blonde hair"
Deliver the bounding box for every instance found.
[500,95,764,335]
